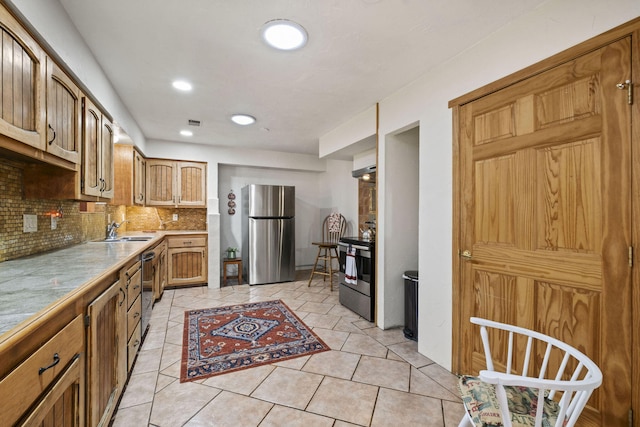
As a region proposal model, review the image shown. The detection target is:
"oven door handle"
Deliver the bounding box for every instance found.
[338,242,372,253]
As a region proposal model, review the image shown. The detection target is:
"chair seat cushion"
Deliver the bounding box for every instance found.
[458,375,563,427]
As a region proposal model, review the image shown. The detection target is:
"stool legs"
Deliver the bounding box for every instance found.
[308,245,339,291]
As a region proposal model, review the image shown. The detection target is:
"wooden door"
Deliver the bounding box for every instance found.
[82,97,101,197]
[455,38,632,426]
[87,279,126,427]
[146,159,176,206]
[177,161,206,206]
[46,59,80,164]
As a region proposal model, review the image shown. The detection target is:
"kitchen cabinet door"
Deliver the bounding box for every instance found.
[0,5,46,151]
[19,353,84,427]
[177,161,206,206]
[113,144,145,206]
[86,279,127,427]
[82,97,113,199]
[46,58,81,164]
[0,315,84,426]
[146,159,175,206]
[167,235,208,286]
[133,148,146,205]
[146,159,206,207]
[99,114,114,198]
[154,241,167,300]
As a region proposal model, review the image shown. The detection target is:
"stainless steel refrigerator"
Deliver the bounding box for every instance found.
[242,184,295,285]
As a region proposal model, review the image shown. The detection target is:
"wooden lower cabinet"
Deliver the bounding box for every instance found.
[0,315,85,426]
[167,234,208,287]
[123,260,142,371]
[154,241,168,300]
[86,279,127,427]
[20,354,84,426]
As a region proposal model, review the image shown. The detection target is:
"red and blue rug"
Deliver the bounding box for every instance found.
[180,299,329,382]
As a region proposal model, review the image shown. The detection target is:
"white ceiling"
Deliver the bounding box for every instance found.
[58,0,547,157]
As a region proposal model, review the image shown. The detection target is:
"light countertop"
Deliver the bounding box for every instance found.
[0,231,206,337]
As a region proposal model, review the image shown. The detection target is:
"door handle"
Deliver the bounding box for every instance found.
[460,250,472,260]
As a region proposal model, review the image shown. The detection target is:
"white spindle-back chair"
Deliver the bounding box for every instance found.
[458,317,602,427]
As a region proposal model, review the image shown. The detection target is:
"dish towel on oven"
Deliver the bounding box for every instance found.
[345,246,357,285]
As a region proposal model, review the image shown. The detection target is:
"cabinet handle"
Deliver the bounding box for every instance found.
[184,241,192,245]
[134,312,140,319]
[133,284,140,290]
[38,353,60,375]
[133,339,140,348]
[47,124,56,145]
[119,288,126,306]
[139,193,144,201]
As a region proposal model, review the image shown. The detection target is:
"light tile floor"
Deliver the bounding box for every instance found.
[112,272,465,427]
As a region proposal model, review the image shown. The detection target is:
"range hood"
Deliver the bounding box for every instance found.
[352,165,376,179]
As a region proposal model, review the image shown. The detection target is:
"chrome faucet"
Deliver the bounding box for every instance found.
[106,220,128,240]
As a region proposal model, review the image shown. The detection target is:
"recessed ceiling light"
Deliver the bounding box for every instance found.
[231,114,256,126]
[261,19,308,51]
[180,130,193,136]
[172,80,192,91]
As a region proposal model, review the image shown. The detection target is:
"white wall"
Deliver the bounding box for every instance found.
[322,0,639,370]
[378,126,419,329]
[146,139,357,284]
[218,163,357,270]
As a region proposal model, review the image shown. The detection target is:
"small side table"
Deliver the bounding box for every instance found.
[223,257,242,286]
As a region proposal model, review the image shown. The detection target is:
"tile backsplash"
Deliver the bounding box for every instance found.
[1,158,85,261]
[0,157,207,262]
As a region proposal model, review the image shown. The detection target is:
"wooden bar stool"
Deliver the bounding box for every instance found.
[223,257,242,285]
[308,213,346,291]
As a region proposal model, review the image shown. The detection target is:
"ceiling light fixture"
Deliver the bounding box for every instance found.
[172,80,192,91]
[231,114,256,126]
[260,19,308,51]
[180,130,193,136]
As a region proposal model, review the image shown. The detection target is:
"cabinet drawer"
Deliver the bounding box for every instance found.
[126,266,142,309]
[127,322,142,372]
[167,236,206,248]
[127,294,142,341]
[0,315,83,425]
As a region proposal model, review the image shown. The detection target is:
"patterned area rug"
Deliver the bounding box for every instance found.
[180,300,329,382]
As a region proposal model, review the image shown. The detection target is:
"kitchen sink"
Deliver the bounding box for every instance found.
[102,236,154,242]
[120,236,154,241]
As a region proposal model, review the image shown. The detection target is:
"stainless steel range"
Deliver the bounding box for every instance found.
[338,237,375,321]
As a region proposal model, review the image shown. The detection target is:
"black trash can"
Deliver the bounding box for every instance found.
[403,270,419,341]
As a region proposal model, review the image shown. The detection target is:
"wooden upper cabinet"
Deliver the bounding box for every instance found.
[133,148,145,205]
[0,5,46,150]
[83,97,113,199]
[146,159,206,207]
[178,161,206,206]
[46,58,81,164]
[113,144,146,206]
[146,159,175,206]
[100,115,114,198]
